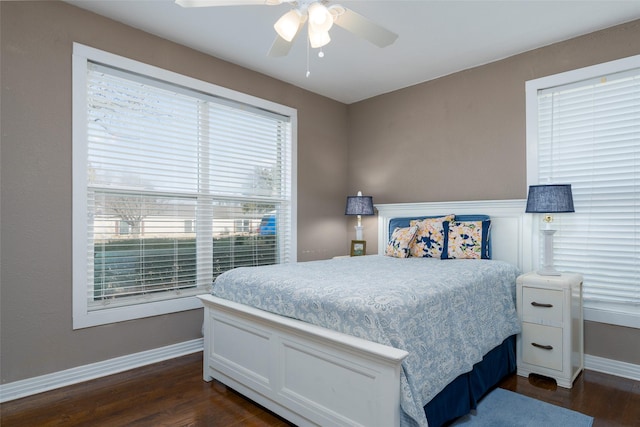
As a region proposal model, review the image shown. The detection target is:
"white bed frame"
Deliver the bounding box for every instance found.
[198,199,532,427]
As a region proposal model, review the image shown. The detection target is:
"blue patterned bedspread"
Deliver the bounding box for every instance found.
[212,255,521,427]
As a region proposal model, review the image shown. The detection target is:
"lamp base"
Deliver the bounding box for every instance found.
[354,226,363,241]
[538,229,561,276]
[536,267,562,276]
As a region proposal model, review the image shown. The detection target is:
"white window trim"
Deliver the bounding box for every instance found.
[72,43,297,329]
[525,54,640,329]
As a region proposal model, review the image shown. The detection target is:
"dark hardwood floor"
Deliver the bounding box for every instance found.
[2,352,638,426]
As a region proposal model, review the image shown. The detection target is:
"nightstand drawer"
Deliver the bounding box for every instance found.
[521,322,563,371]
[522,287,563,324]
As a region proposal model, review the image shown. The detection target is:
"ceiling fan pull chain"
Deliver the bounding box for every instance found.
[306,32,311,78]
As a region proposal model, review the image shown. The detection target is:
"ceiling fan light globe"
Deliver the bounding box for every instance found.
[308,28,330,48]
[307,2,333,33]
[274,9,302,42]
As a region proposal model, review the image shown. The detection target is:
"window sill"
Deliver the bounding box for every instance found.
[584,307,639,329]
[73,295,204,329]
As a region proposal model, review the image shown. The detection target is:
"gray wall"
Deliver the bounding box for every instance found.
[347,19,640,365]
[1,1,348,383]
[1,1,638,384]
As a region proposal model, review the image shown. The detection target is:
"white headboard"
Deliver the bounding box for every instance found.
[375,199,533,273]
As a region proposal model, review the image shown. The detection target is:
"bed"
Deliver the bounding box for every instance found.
[198,199,533,427]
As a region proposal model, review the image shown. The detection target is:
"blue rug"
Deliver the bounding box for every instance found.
[451,388,594,426]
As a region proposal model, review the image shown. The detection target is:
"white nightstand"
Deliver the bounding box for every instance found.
[516,271,584,388]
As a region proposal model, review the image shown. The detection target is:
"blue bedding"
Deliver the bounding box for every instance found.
[211,255,521,427]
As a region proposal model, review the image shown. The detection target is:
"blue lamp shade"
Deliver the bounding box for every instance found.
[345,195,374,216]
[525,184,575,214]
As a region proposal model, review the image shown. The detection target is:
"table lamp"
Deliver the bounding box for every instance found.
[525,184,575,276]
[345,191,374,241]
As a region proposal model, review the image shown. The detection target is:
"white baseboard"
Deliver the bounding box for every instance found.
[0,338,203,403]
[2,341,636,403]
[585,353,640,382]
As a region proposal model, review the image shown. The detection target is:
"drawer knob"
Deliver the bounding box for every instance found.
[532,342,553,350]
[531,301,553,308]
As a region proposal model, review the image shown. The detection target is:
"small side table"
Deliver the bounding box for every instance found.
[516,271,584,388]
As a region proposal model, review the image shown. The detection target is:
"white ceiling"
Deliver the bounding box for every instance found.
[65,0,640,104]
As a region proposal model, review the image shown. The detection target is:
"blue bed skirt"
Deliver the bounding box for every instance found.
[424,335,516,427]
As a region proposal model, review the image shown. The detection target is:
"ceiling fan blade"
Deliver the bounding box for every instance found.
[175,0,282,7]
[332,8,398,48]
[268,34,294,57]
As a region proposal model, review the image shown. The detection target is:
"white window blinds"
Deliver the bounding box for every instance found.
[533,65,640,327]
[73,44,295,328]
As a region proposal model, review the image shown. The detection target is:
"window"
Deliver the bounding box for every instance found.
[526,55,640,328]
[72,43,296,329]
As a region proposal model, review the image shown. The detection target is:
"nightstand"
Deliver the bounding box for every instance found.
[516,271,584,388]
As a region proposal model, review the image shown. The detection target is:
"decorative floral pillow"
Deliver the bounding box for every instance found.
[409,215,455,258]
[446,220,491,259]
[385,225,419,258]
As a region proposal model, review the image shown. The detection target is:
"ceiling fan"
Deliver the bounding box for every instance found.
[175,0,398,57]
